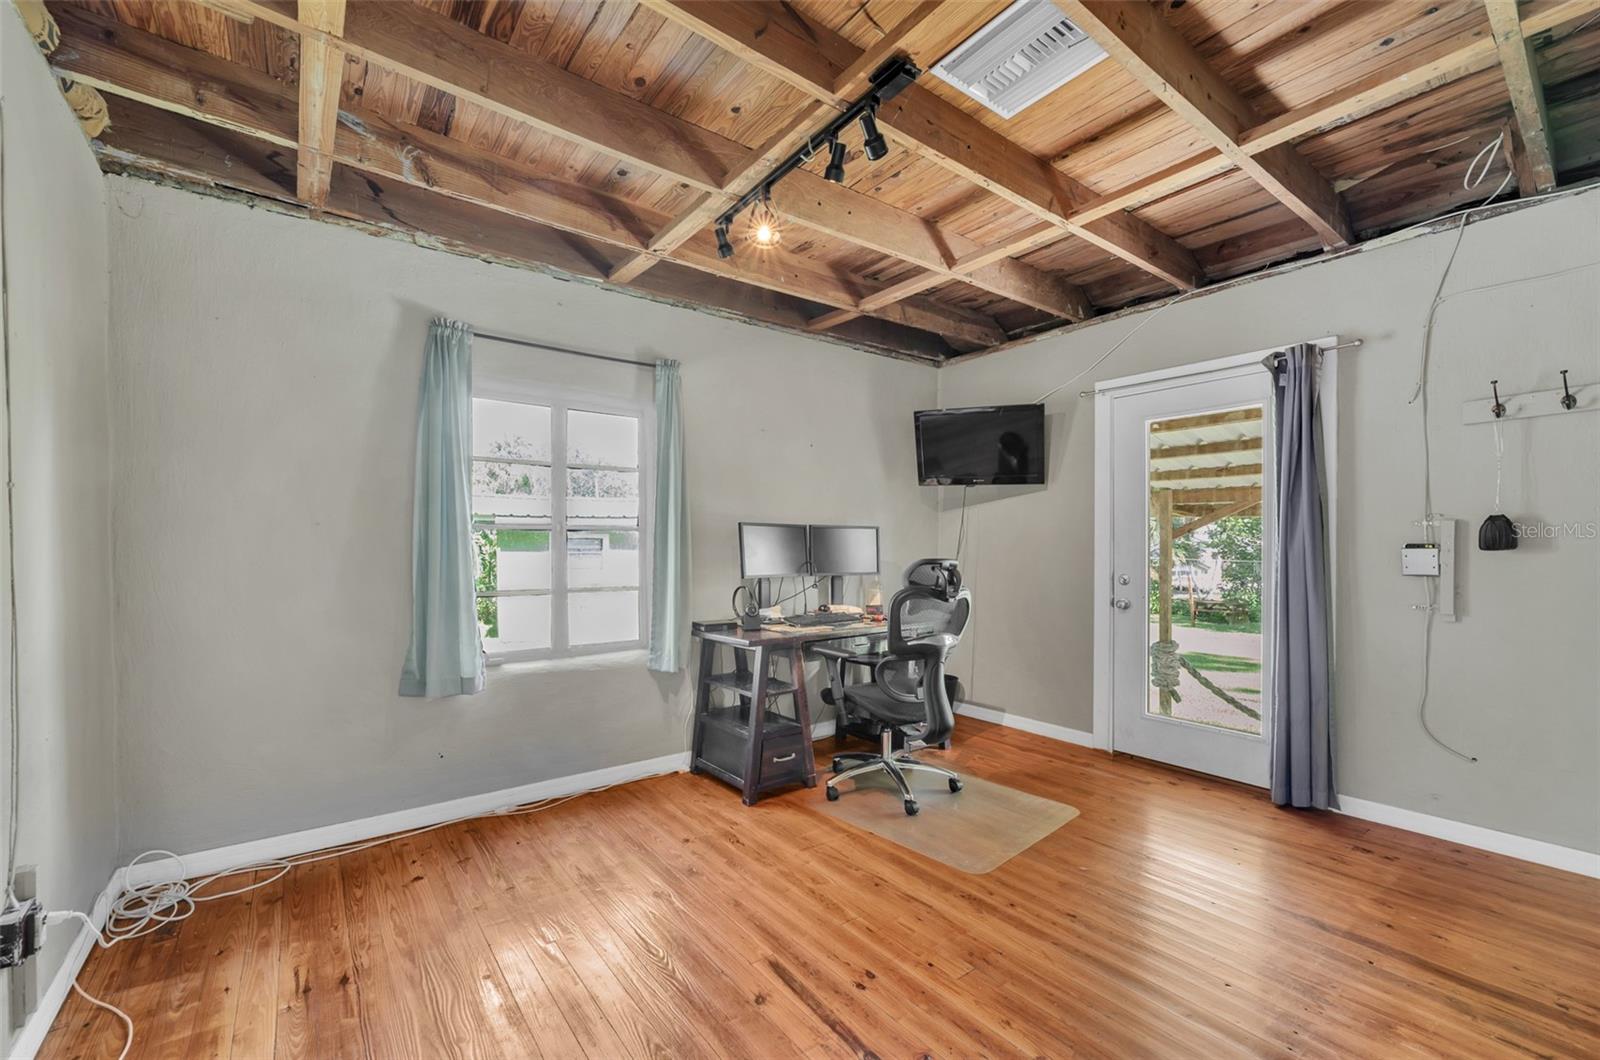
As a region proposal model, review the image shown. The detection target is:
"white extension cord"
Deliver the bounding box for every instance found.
[43,770,672,1058]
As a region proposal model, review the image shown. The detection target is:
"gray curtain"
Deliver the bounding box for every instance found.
[399,319,485,697]
[648,360,689,672]
[1270,343,1333,808]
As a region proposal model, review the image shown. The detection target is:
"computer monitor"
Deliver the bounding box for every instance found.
[808,525,879,576]
[738,522,810,579]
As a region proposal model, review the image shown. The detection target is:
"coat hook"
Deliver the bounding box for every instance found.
[1560,370,1577,410]
[1490,379,1506,419]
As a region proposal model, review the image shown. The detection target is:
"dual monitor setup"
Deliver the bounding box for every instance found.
[738,523,879,623]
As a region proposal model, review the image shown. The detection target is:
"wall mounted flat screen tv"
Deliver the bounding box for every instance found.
[914,404,1045,486]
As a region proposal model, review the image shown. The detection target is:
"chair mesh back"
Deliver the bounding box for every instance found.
[889,588,971,653]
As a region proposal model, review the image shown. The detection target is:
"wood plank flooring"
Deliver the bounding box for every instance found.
[39,719,1600,1059]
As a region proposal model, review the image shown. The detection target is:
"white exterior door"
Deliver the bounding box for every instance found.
[1100,364,1275,786]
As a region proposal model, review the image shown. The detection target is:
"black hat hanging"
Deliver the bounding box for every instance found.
[1478,419,1517,551]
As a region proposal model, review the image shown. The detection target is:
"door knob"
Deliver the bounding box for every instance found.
[1113,598,1132,610]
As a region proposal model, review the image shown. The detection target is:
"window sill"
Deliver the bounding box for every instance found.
[487,648,648,676]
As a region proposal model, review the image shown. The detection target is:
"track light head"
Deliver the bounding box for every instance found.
[824,140,847,183]
[715,224,734,259]
[859,107,888,161]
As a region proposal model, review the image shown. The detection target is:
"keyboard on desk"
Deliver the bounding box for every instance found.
[782,612,862,627]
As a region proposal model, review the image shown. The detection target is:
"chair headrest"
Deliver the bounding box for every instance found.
[903,558,962,601]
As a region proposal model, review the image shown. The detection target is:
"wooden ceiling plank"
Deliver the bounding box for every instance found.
[985,0,1599,266]
[1055,0,1354,249]
[339,0,749,193]
[48,5,299,147]
[295,0,345,205]
[830,1,945,95]
[57,12,1000,347]
[774,172,1093,319]
[1485,0,1559,192]
[646,0,1202,310]
[99,95,947,361]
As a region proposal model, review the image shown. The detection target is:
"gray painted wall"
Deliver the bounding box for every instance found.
[106,177,939,857]
[937,189,1600,854]
[1,6,119,1042]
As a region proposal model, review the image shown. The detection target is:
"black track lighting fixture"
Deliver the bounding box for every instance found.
[824,140,847,184]
[712,57,920,259]
[859,108,888,162]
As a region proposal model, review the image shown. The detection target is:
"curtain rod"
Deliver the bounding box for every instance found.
[475,330,656,370]
[1077,338,1363,398]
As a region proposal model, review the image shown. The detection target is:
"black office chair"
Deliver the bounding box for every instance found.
[824,559,971,816]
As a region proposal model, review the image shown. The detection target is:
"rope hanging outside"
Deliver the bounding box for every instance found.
[1149,640,1262,721]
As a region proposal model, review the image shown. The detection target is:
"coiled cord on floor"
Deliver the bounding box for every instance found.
[44,772,667,1057]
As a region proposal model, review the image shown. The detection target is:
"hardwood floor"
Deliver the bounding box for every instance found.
[40,719,1600,1059]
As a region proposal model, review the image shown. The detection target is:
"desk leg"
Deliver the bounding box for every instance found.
[741,647,769,806]
[689,637,714,773]
[789,648,817,788]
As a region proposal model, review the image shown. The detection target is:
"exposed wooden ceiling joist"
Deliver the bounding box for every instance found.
[53,0,1600,362]
[93,92,957,364]
[1486,0,1559,192]
[193,0,1080,335]
[294,0,344,205]
[1055,0,1354,249]
[52,4,1010,348]
[641,0,1208,299]
[977,0,1599,263]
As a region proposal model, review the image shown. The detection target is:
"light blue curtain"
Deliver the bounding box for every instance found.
[399,319,485,697]
[1270,344,1333,808]
[648,359,689,672]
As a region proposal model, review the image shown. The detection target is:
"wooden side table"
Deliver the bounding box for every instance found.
[689,625,820,804]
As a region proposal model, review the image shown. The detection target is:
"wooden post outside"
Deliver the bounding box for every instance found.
[1157,489,1174,715]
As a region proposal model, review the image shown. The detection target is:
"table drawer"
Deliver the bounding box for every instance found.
[758,735,807,787]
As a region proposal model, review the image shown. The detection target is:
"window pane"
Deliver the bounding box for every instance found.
[569,590,639,646]
[475,529,551,592]
[567,531,640,588]
[479,593,551,654]
[474,399,551,461]
[567,409,638,468]
[473,462,551,519]
[566,469,639,526]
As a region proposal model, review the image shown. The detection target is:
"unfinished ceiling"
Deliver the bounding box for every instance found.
[33,0,1600,362]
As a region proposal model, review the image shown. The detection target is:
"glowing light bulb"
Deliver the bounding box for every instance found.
[755,222,774,245]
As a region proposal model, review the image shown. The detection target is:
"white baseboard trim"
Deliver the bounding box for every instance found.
[1336,796,1600,879]
[953,702,1597,879]
[955,701,1095,748]
[124,750,691,889]
[10,867,126,1060]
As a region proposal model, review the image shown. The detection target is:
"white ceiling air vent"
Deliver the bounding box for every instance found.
[930,0,1108,120]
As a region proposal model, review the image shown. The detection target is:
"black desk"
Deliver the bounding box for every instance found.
[689,618,887,804]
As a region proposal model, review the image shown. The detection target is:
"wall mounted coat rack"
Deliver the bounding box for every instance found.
[1462,374,1599,425]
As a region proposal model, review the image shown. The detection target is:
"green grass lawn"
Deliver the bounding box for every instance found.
[1172,613,1260,635]
[1180,651,1261,674]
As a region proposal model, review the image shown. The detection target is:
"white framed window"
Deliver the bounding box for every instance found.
[471,381,653,662]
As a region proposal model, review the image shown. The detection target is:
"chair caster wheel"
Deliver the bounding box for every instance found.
[948,778,963,793]
[904,800,919,816]
[830,758,843,773]
[826,786,840,802]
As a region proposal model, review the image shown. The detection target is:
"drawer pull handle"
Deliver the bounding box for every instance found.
[771,753,797,763]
